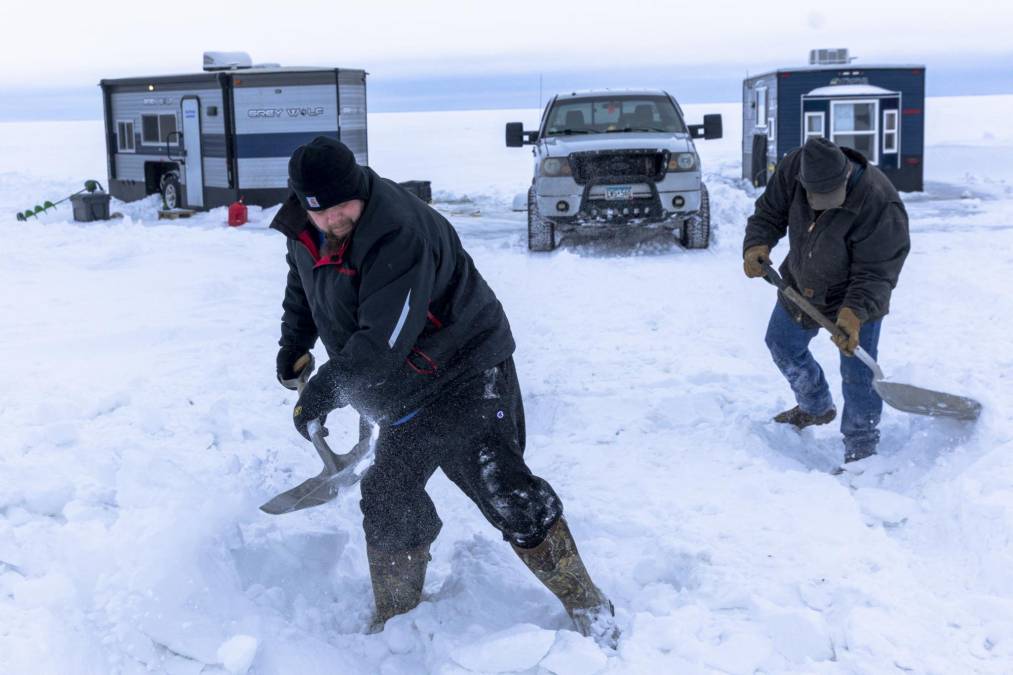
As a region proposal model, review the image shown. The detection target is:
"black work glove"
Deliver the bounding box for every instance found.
[293,360,345,441]
[277,347,312,390]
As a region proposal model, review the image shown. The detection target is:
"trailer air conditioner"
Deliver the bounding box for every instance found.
[203,52,253,71]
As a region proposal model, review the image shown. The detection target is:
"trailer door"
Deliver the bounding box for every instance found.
[181,97,204,208]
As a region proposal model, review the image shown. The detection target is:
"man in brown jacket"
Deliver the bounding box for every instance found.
[742,137,910,464]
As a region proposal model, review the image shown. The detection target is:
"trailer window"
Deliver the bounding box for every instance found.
[831,100,878,164]
[117,121,135,152]
[883,109,898,153]
[804,112,824,139]
[755,88,767,128]
[142,115,160,144]
[141,113,180,146]
[159,114,178,144]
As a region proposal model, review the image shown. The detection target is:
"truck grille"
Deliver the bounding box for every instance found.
[570,150,666,185]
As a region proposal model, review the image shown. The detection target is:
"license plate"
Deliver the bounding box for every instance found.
[604,186,633,201]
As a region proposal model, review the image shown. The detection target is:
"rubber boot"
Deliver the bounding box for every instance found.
[367,543,431,631]
[513,518,620,649]
[844,442,877,464]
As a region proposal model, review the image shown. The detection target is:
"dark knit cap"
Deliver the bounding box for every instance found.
[288,136,369,211]
[799,137,849,209]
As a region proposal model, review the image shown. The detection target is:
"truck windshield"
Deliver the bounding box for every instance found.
[543,96,687,136]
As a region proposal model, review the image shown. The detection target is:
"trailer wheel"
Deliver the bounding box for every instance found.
[527,188,556,252]
[681,182,711,249]
[160,173,181,210]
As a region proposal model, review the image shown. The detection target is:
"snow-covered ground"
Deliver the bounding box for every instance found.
[2,95,1013,674]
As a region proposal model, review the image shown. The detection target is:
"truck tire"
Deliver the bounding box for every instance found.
[527,188,556,251]
[160,172,182,210]
[681,182,710,249]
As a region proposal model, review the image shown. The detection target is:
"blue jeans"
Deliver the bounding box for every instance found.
[764,301,883,453]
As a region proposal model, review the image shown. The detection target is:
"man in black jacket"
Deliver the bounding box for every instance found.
[742,137,910,464]
[270,137,618,646]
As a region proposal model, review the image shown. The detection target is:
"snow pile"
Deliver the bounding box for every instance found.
[2,96,1013,674]
[217,635,259,674]
[449,623,556,671]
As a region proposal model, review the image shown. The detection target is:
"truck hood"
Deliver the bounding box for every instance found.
[541,132,695,156]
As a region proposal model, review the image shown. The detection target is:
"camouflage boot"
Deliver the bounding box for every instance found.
[513,518,620,649]
[367,544,431,631]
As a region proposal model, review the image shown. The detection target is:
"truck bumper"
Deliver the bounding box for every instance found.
[535,172,701,224]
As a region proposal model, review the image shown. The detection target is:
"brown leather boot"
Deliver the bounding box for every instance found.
[367,543,431,630]
[513,518,620,649]
[773,405,836,430]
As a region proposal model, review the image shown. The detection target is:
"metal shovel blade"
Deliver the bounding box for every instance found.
[258,466,357,515]
[762,263,983,423]
[851,346,982,422]
[259,436,372,515]
[871,380,982,421]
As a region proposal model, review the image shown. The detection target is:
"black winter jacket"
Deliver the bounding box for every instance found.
[271,168,516,423]
[743,147,910,326]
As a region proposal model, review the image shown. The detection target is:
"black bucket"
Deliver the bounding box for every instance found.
[71,192,111,222]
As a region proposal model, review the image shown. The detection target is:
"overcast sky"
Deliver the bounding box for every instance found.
[6,0,1013,86]
[1,1,1010,120]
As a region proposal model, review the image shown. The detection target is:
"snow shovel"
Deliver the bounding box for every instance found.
[260,356,373,515]
[763,263,982,422]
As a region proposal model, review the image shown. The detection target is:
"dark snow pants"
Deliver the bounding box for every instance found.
[359,358,563,552]
[765,301,884,454]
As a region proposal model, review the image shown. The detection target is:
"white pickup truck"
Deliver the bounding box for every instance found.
[506,89,722,251]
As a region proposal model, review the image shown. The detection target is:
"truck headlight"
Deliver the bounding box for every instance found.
[541,157,572,177]
[667,153,697,171]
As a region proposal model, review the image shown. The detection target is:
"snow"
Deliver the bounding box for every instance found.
[539,631,607,675]
[217,635,259,675]
[805,84,897,97]
[2,95,1013,674]
[852,487,918,526]
[449,623,555,671]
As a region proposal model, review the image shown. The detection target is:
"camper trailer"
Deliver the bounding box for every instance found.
[99,52,367,211]
[743,49,925,192]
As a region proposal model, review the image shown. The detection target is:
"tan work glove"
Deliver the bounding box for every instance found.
[743,245,771,278]
[832,307,862,356]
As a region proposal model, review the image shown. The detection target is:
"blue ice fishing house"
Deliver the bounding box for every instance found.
[742,49,925,192]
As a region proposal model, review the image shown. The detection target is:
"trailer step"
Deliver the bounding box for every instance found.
[158,209,197,220]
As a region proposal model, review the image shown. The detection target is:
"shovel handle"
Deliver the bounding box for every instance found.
[762,263,884,377]
[761,263,883,379]
[762,263,849,341]
[852,346,885,380]
[292,355,340,473]
[293,353,313,375]
[306,420,341,474]
[292,354,372,474]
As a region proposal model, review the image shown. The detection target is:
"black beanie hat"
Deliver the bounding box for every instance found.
[799,136,849,194]
[288,136,369,211]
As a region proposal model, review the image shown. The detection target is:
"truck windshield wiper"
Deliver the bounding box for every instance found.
[556,129,601,135]
[617,127,667,133]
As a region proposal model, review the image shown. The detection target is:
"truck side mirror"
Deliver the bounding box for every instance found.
[688,114,723,140]
[506,122,537,147]
[703,114,723,140]
[506,122,524,147]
